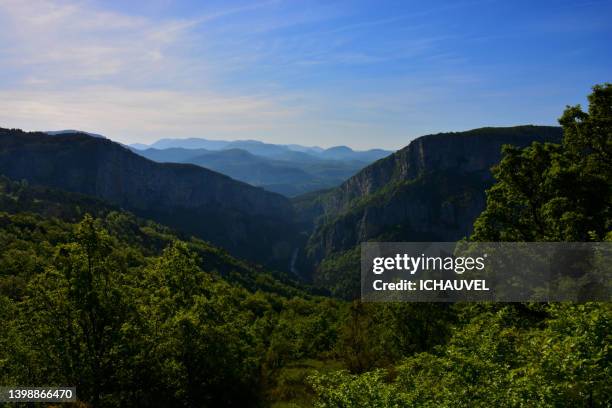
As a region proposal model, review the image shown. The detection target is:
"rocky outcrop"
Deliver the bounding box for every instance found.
[306,126,564,264]
[318,126,563,216]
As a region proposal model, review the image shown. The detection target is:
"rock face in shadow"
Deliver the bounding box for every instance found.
[317,126,564,218]
[0,128,299,269]
[299,126,563,296]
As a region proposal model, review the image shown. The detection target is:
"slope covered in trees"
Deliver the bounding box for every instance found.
[0,176,342,406]
[297,126,563,298]
[0,176,458,407]
[305,84,612,407]
[0,128,300,271]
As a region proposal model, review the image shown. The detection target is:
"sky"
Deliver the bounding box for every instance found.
[0,0,610,149]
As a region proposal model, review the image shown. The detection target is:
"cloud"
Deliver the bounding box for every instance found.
[0,0,306,142]
[0,86,300,142]
[0,0,595,149]
[0,0,197,83]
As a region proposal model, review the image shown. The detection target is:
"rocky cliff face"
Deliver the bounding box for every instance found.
[318,126,564,217]
[0,128,298,268]
[296,125,564,297]
[305,126,564,269]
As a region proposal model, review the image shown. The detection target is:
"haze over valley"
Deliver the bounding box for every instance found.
[128,137,391,196]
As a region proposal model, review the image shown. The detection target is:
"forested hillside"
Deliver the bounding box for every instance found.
[298,125,563,298]
[0,176,343,406]
[0,175,609,407]
[302,83,612,408]
[0,129,301,271]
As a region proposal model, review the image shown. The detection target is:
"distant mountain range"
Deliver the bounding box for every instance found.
[130,138,392,196]
[135,137,390,161]
[46,129,107,139]
[136,137,390,159]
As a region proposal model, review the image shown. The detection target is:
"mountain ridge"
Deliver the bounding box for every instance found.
[307,125,564,219]
[0,127,300,269]
[132,144,387,196]
[135,137,392,161]
[297,125,564,297]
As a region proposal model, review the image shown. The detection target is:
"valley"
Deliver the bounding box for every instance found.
[0,88,609,407]
[130,138,390,197]
[0,125,565,285]
[0,128,301,272]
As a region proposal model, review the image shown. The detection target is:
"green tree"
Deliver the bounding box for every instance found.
[130,241,263,407]
[472,83,611,241]
[18,215,132,406]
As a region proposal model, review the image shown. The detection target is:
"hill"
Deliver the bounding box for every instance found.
[0,128,300,270]
[298,125,564,297]
[132,145,386,196]
[141,137,390,161]
[0,174,346,406]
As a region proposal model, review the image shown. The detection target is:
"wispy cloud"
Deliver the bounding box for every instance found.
[0,0,609,149]
[0,0,195,83]
[0,0,301,142]
[0,86,300,138]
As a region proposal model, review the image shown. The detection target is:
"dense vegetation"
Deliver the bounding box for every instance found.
[0,85,609,407]
[472,83,611,242]
[305,84,612,407]
[0,176,335,405]
[0,177,453,406]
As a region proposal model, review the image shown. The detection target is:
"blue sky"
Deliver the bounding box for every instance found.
[0,0,610,149]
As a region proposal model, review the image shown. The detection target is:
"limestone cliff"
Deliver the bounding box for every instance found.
[302,126,563,296]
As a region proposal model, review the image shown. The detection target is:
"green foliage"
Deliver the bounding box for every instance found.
[0,86,609,407]
[308,85,612,407]
[0,179,346,407]
[310,303,611,407]
[309,370,404,408]
[334,302,453,373]
[315,247,361,299]
[472,83,611,241]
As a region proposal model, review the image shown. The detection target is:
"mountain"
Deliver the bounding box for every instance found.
[297,125,564,297]
[0,174,308,295]
[130,146,212,163]
[46,129,107,139]
[129,142,149,150]
[0,174,340,407]
[132,145,386,197]
[319,146,390,162]
[223,140,292,158]
[149,137,230,150]
[285,143,324,154]
[0,127,300,270]
[136,137,392,164]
